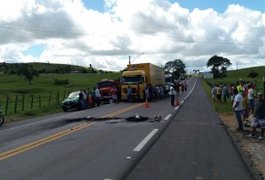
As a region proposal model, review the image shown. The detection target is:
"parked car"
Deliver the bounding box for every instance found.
[61,91,80,112]
[0,105,4,127]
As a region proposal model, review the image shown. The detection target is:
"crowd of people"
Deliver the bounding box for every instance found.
[211,79,265,140]
[77,86,107,110]
[77,80,189,110]
[168,81,188,106]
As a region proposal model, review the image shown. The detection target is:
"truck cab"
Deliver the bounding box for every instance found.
[120,70,146,101]
[97,79,121,103]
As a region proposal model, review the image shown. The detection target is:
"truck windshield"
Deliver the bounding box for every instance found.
[121,76,143,85]
[97,81,115,88]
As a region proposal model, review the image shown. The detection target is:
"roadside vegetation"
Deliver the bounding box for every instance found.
[0,62,121,123]
[202,66,265,113]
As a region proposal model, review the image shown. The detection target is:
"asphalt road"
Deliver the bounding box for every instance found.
[125,78,254,180]
[0,77,254,180]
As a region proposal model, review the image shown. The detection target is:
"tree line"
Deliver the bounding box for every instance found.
[0,62,114,85]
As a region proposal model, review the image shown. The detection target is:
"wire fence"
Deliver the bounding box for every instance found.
[0,91,70,115]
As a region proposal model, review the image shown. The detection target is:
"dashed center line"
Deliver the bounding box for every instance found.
[133,129,159,152]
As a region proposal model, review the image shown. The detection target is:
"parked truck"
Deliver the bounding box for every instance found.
[96,79,121,103]
[120,63,165,101]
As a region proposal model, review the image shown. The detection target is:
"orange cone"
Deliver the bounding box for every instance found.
[175,97,180,107]
[144,98,150,108]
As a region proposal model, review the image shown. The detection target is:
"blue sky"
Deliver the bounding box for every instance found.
[1,0,265,71]
[82,0,265,13]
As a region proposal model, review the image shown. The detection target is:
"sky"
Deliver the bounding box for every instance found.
[0,0,265,72]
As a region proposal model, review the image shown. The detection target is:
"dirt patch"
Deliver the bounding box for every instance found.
[219,113,265,179]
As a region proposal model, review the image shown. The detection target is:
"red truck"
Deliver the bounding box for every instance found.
[96,79,121,103]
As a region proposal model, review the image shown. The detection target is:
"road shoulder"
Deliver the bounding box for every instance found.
[219,113,265,180]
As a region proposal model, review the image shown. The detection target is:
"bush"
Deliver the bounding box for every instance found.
[54,79,69,85]
[248,71,259,79]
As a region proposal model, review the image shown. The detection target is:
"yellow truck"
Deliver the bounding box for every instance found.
[120,63,165,101]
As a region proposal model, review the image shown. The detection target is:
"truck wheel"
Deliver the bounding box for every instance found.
[62,108,68,112]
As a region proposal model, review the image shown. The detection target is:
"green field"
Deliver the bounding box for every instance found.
[0,71,121,122]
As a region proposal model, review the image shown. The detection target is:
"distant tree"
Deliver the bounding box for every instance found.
[17,65,39,85]
[248,71,259,79]
[88,64,97,73]
[164,59,186,79]
[206,55,232,78]
[193,69,200,74]
[81,68,88,73]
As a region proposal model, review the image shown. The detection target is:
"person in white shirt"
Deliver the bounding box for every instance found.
[233,89,244,131]
[94,87,101,106]
[168,83,176,106]
[247,84,255,115]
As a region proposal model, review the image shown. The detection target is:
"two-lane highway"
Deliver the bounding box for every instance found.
[0,78,196,180]
[125,78,254,180]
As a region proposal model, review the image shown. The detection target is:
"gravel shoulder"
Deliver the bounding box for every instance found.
[219,113,265,180]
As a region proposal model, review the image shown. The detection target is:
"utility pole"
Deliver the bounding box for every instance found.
[128,52,144,65]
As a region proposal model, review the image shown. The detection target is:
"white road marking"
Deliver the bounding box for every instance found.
[133,129,159,152]
[174,106,180,110]
[164,114,172,121]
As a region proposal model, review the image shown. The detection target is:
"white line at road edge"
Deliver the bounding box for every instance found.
[133,129,159,152]
[164,114,172,121]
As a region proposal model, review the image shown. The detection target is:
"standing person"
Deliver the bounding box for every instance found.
[175,82,180,98]
[94,86,101,107]
[248,84,255,115]
[82,89,88,108]
[87,88,94,107]
[211,84,217,102]
[145,86,150,101]
[232,89,244,131]
[168,83,176,106]
[165,83,170,97]
[216,84,222,103]
[184,81,188,93]
[127,86,132,102]
[111,87,118,103]
[247,92,265,140]
[222,84,228,103]
[78,90,85,110]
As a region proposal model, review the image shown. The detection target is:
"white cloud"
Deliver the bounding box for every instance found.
[0,0,265,72]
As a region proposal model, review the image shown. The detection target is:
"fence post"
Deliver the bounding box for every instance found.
[14,95,18,113]
[39,94,41,108]
[5,96,9,115]
[55,91,60,106]
[22,95,25,111]
[49,93,51,106]
[31,95,34,110]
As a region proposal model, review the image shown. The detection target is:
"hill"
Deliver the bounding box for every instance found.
[227,66,265,79]
[0,62,117,74]
[205,66,265,90]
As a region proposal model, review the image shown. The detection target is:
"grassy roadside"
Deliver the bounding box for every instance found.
[201,79,233,114]
[0,72,121,123]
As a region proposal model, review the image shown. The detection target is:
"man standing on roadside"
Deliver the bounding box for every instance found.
[94,86,101,107]
[168,83,176,106]
[248,92,265,140]
[232,89,244,131]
